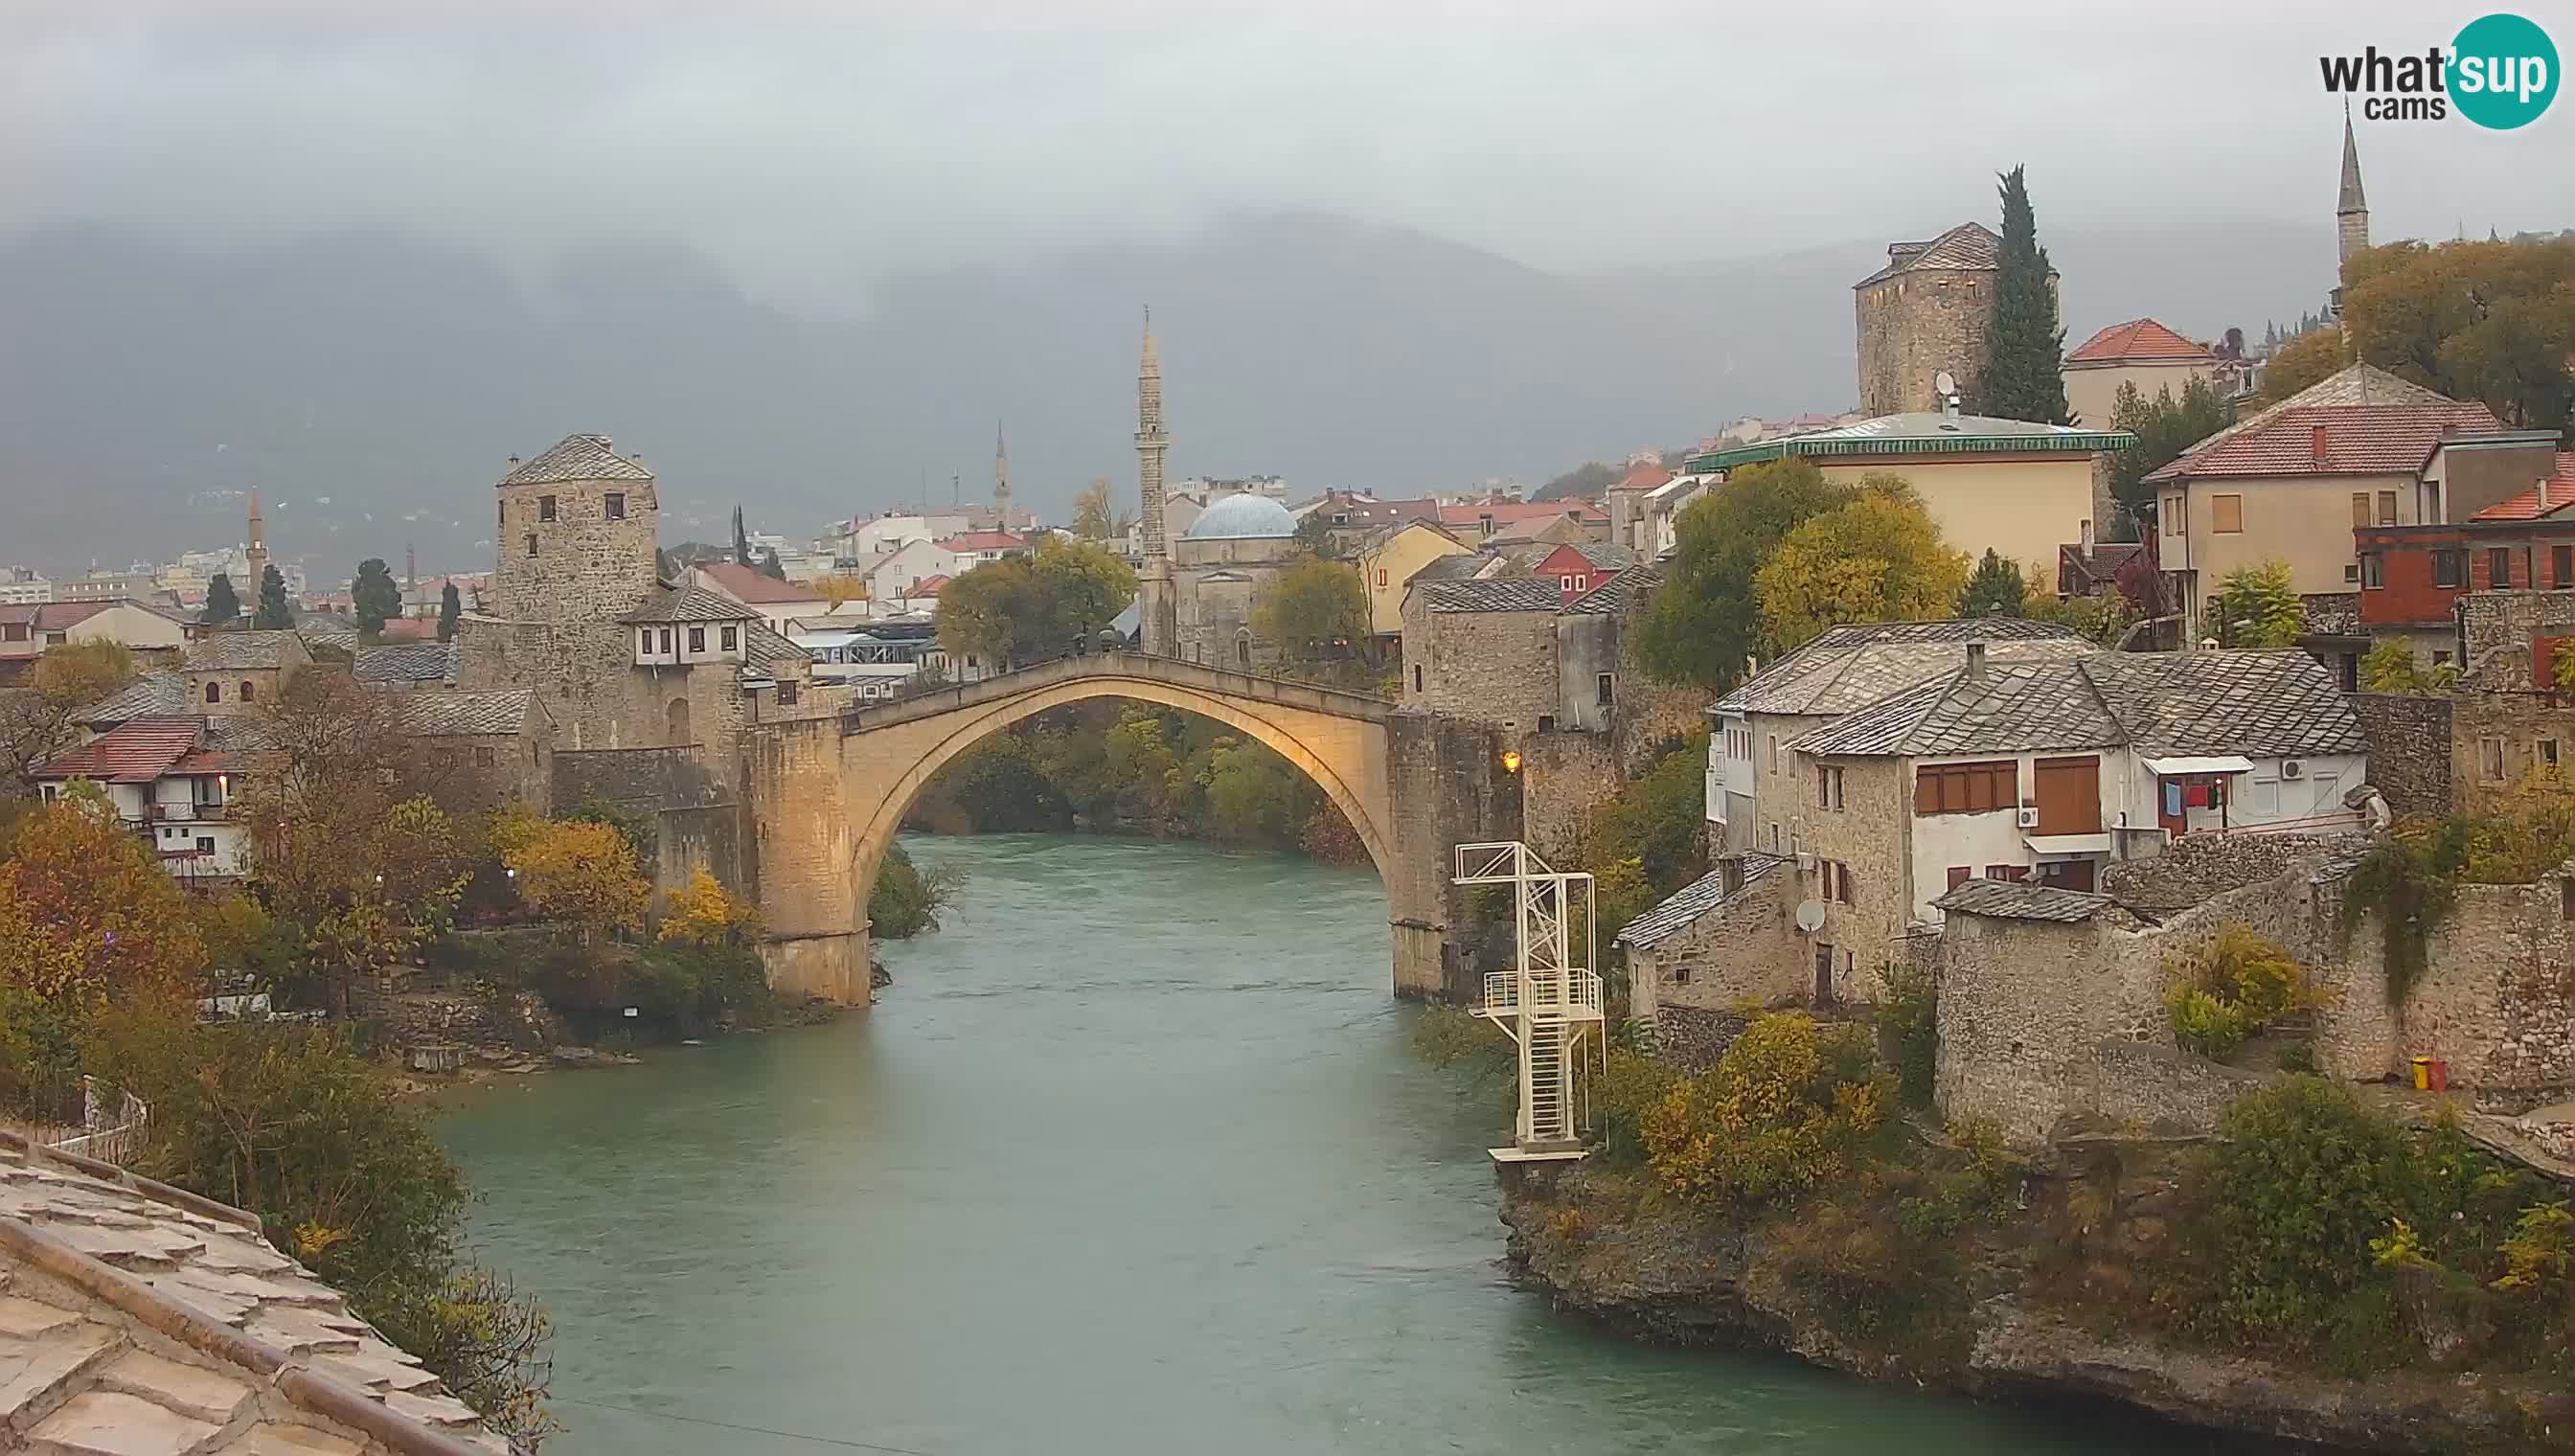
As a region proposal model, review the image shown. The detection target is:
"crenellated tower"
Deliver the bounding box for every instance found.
[1135,309,1177,655]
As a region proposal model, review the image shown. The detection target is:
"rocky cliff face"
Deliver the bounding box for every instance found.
[1497,1155,2573,1454]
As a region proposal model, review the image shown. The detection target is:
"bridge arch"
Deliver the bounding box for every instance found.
[840,669,1396,904]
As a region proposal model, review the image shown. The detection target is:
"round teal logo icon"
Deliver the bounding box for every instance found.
[2452,12,2558,128]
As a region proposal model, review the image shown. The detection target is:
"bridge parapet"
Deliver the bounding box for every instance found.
[837,651,1392,736]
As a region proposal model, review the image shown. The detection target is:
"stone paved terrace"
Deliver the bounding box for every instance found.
[0,1132,503,1455]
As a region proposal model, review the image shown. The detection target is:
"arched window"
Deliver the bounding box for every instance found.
[667,696,692,745]
[239,680,255,702]
[205,681,220,704]
[1235,631,1252,669]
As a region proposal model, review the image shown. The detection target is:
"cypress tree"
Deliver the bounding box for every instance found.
[353,557,401,637]
[201,572,240,626]
[733,506,753,567]
[1981,165,2071,424]
[437,582,462,642]
[760,547,788,581]
[252,564,293,629]
[1956,548,2028,618]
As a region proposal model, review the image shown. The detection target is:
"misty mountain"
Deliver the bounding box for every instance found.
[0,211,2334,574]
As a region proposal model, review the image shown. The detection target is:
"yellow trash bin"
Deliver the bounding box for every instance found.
[2410,1057,2432,1091]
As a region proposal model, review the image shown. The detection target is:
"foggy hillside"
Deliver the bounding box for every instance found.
[0,211,2332,572]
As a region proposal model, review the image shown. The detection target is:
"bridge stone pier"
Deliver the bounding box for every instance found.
[739,652,1517,1006]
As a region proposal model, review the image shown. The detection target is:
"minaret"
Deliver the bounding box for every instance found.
[1134,308,1177,656]
[243,489,269,596]
[2336,103,2370,266]
[993,419,1013,529]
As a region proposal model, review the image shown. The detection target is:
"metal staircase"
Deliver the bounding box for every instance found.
[1456,841,1606,1161]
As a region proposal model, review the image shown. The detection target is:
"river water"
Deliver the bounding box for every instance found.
[440,832,2204,1456]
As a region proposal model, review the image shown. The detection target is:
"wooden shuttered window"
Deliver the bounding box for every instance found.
[2351,492,2371,529]
[1913,760,2018,815]
[2210,493,2243,534]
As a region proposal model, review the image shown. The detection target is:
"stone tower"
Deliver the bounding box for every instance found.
[1852,221,2001,417]
[242,489,268,594]
[1135,310,1177,656]
[993,419,1013,527]
[2336,105,2371,266]
[489,433,660,624]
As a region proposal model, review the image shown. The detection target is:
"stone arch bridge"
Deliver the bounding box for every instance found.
[739,652,1515,1005]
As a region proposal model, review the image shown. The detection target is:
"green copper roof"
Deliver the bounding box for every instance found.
[1688,412,2136,473]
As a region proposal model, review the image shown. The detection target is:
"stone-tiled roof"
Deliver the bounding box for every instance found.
[620,584,760,625]
[1564,560,1665,615]
[1405,553,1495,585]
[1854,221,2000,288]
[2082,649,2368,759]
[353,642,459,687]
[184,631,303,672]
[1930,878,2112,922]
[1716,619,2086,717]
[497,433,653,487]
[1616,853,1783,949]
[741,621,807,673]
[388,689,537,738]
[2065,318,2218,366]
[1557,541,1636,571]
[1419,579,1564,614]
[77,672,188,726]
[0,1131,505,1452]
[1790,648,2366,760]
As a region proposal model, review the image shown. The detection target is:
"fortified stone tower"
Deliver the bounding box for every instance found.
[490,433,659,623]
[2336,106,2370,267]
[1135,310,1178,656]
[459,433,666,751]
[1853,221,2002,417]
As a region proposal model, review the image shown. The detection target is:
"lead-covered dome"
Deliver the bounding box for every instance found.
[1182,492,1298,540]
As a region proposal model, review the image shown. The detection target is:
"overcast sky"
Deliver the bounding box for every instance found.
[4,1,2567,313]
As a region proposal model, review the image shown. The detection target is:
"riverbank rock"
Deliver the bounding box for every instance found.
[1499,1165,2574,1453]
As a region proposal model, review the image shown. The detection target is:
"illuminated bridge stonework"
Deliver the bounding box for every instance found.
[739,653,1518,1005]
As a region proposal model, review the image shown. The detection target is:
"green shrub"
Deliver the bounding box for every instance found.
[869,841,964,940]
[2165,925,2316,1058]
[2166,985,2252,1060]
[1640,1012,1891,1208]
[1594,1044,1681,1165]
[1406,1002,1514,1080]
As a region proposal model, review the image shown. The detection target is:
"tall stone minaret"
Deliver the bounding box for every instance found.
[2336,104,2371,266]
[993,419,1013,528]
[1134,308,1176,656]
[243,489,269,597]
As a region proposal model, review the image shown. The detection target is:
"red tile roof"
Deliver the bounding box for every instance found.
[911,575,951,596]
[1612,464,1673,492]
[934,532,1027,553]
[32,716,205,784]
[2143,402,2500,484]
[2066,318,2218,366]
[2470,453,2575,521]
[697,561,825,604]
[374,617,441,642]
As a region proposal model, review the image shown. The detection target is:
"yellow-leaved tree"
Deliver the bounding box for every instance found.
[657,869,760,946]
[492,812,651,942]
[1752,476,1971,651]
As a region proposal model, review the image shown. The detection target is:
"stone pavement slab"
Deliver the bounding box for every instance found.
[25,1386,219,1456]
[96,1346,255,1424]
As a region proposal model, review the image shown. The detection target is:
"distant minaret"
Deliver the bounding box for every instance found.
[2336,103,2371,267]
[993,419,1013,528]
[244,489,269,595]
[1135,308,1176,656]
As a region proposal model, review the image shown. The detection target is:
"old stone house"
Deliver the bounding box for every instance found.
[1708,617,2091,853]
[391,687,556,814]
[179,629,311,715]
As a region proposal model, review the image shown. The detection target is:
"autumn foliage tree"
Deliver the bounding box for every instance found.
[2,640,138,797]
[1637,457,1854,693]
[1753,477,1971,651]
[2341,236,2575,431]
[491,812,650,942]
[657,869,760,946]
[2261,325,2348,404]
[1251,556,1371,680]
[937,535,1137,670]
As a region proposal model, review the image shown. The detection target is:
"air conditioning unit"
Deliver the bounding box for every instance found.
[2282,760,2304,779]
[2017,808,2041,829]
[1793,851,1816,873]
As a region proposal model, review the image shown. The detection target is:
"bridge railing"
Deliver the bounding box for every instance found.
[838,650,1393,734]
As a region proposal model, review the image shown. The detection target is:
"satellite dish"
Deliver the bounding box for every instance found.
[1794,901,1828,935]
[1934,369,1958,398]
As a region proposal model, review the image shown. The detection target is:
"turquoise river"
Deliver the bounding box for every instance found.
[440,832,2224,1455]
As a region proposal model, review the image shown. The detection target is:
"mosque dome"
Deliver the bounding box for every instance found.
[1182,492,1298,541]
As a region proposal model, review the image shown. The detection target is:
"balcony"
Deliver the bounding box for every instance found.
[1479,968,1605,1020]
[151,801,228,823]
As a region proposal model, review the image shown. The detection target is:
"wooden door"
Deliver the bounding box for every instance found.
[2031,756,2102,833]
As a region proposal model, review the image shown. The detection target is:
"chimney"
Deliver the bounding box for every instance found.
[1966,641,1988,679]
[2312,422,2330,465]
[2080,517,2095,553]
[2541,475,2553,511]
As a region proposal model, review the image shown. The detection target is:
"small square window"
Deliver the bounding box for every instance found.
[1671,964,1692,986]
[688,626,706,652]
[2210,494,2244,534]
[605,492,626,520]
[2433,550,2465,588]
[195,836,215,854]
[777,680,801,706]
[2345,563,2360,583]
[538,494,557,522]
[474,746,496,767]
